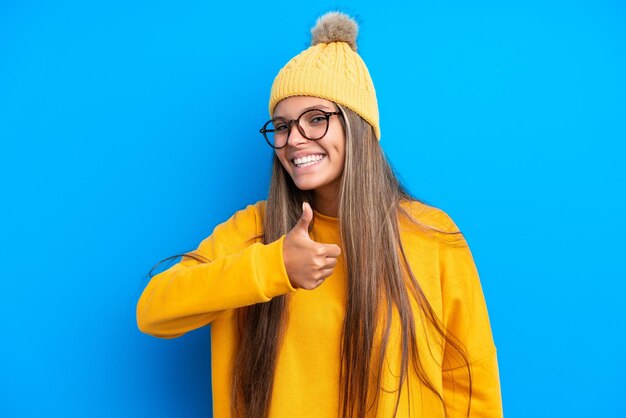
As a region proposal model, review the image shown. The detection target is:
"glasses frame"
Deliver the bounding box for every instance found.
[259,109,342,149]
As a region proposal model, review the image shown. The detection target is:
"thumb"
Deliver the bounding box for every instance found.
[296,202,313,235]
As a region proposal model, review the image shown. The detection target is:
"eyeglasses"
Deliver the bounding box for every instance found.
[260,109,342,149]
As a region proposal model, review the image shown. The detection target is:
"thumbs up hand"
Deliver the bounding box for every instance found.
[283,202,342,290]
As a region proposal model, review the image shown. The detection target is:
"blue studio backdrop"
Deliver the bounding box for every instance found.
[1,1,625,417]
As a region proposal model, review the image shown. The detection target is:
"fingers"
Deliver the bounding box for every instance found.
[297,202,313,233]
[283,203,343,290]
[291,255,338,290]
[320,267,335,279]
[324,257,338,269]
[322,243,341,258]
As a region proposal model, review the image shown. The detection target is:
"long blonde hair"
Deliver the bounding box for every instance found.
[230,104,472,417]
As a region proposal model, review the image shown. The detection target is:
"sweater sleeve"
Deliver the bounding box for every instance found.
[136,201,297,339]
[434,210,503,418]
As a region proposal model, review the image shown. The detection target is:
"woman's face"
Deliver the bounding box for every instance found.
[273,96,346,196]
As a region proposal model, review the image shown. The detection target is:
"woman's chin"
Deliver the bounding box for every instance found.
[292,179,317,191]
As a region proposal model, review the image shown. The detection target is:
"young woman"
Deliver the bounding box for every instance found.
[137,11,503,418]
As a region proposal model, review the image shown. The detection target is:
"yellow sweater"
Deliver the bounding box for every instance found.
[137,200,503,417]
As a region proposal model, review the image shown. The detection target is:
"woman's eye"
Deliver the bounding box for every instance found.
[309,116,326,124]
[275,124,288,132]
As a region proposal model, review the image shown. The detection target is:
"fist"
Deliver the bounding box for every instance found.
[283,202,341,290]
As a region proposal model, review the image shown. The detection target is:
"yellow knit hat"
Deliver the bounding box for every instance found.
[269,11,381,140]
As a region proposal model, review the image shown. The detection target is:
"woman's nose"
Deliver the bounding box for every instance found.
[287,123,308,146]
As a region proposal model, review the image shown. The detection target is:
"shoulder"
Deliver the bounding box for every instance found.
[192,200,267,260]
[229,200,267,223]
[217,200,267,238]
[399,199,459,233]
[398,199,467,247]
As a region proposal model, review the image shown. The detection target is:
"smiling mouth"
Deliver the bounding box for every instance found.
[292,154,326,168]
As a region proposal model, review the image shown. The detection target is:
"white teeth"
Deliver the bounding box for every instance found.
[294,154,324,166]
[298,160,320,168]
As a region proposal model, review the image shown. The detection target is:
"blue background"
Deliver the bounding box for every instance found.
[1,0,624,417]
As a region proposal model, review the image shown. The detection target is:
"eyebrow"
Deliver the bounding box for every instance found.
[273,104,333,119]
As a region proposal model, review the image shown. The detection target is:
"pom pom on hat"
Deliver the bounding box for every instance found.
[311,11,358,52]
[269,11,381,140]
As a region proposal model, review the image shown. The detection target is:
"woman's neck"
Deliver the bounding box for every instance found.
[312,187,339,218]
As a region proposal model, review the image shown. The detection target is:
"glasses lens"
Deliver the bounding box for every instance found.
[299,110,328,140]
[261,110,330,148]
[263,119,289,148]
